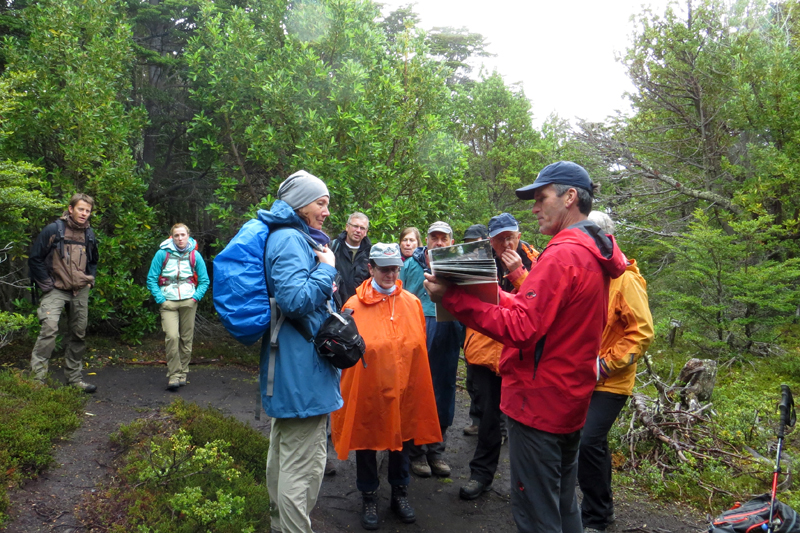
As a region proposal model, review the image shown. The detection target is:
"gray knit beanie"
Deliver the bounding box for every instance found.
[277,170,329,210]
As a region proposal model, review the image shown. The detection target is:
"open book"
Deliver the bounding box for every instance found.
[427,240,498,322]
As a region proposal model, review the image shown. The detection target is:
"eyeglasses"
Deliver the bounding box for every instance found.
[491,233,519,244]
[347,222,368,232]
[374,265,400,274]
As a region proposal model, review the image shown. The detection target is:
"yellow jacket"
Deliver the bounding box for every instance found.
[596,259,654,396]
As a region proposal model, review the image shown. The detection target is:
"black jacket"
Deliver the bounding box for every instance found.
[330,231,372,305]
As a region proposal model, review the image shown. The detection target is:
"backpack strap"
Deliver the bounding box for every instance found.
[161,250,171,271]
[53,219,66,259]
[266,297,287,397]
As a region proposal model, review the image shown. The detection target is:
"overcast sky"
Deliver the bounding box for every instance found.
[380,0,672,126]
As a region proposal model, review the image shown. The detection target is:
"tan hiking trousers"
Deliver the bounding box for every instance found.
[30,286,90,384]
[160,298,197,380]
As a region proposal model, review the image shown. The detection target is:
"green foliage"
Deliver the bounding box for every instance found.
[84,401,269,532]
[167,399,269,479]
[655,210,800,357]
[1,0,157,343]
[185,0,467,244]
[0,310,36,350]
[449,71,546,231]
[0,370,86,525]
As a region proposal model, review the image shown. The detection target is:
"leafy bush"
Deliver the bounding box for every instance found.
[81,401,270,532]
[0,370,86,525]
[167,399,269,480]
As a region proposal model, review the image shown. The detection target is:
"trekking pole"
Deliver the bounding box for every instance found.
[766,384,796,533]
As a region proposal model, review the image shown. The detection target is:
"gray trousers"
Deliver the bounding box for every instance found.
[160,298,197,379]
[508,418,582,533]
[30,286,90,384]
[267,415,327,533]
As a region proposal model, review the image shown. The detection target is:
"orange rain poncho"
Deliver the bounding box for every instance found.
[331,279,442,460]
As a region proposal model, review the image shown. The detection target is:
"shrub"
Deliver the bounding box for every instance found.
[0,370,86,525]
[81,401,270,532]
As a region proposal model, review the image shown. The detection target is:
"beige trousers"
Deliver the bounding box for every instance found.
[159,298,197,379]
[30,286,90,384]
[266,415,327,533]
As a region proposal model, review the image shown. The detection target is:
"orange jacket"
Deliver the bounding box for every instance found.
[464,242,539,374]
[332,279,442,459]
[596,259,654,396]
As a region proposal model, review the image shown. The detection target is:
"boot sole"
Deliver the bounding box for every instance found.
[360,519,379,530]
[459,484,492,500]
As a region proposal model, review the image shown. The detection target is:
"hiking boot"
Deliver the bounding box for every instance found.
[167,377,180,391]
[324,457,337,476]
[72,381,97,393]
[410,457,431,478]
[178,377,187,387]
[459,479,492,500]
[429,458,451,477]
[584,528,605,533]
[360,491,378,530]
[463,424,479,436]
[390,485,415,524]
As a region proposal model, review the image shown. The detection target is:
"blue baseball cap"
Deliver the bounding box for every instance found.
[515,161,594,200]
[488,213,519,238]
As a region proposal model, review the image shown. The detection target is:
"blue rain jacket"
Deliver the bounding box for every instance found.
[258,200,343,419]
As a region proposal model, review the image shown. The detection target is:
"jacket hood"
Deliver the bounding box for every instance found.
[355,278,404,305]
[411,246,428,272]
[257,199,310,233]
[160,236,197,253]
[541,220,627,279]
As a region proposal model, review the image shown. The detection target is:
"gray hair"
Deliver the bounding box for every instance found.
[587,211,615,235]
[553,183,593,215]
[348,212,369,227]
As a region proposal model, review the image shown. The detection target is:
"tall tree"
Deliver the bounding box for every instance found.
[186,0,466,242]
[449,72,546,231]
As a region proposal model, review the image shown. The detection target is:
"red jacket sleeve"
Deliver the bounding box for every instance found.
[443,252,572,350]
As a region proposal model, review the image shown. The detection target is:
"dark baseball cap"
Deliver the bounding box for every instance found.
[515,161,594,200]
[463,224,488,240]
[488,213,519,238]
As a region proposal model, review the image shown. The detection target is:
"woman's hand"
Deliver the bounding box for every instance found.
[315,245,336,267]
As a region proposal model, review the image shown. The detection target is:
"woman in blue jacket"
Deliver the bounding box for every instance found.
[146,223,210,391]
[260,170,342,533]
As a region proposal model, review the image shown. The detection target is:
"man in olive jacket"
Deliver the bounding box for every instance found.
[28,193,99,392]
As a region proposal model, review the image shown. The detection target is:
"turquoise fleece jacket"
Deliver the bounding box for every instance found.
[146,237,210,304]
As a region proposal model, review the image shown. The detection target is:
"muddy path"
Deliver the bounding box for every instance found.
[2,364,708,533]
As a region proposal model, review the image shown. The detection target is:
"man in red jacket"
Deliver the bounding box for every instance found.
[425,161,627,533]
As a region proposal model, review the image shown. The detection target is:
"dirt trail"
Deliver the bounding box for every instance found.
[2,364,707,533]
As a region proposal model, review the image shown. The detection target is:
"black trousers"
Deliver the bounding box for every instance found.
[466,363,481,425]
[509,419,582,533]
[577,390,629,530]
[356,448,410,492]
[468,364,503,485]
